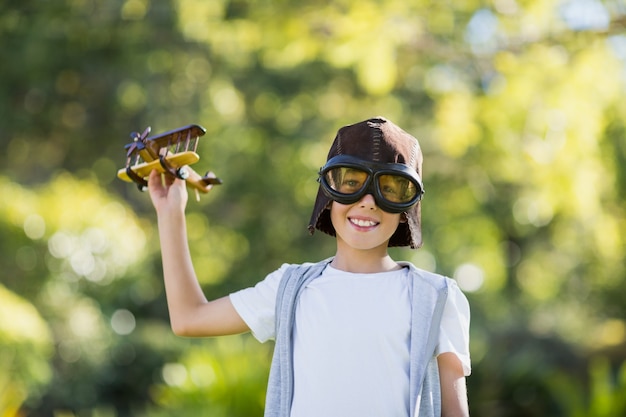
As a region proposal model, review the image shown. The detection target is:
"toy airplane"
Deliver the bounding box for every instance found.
[117,124,222,199]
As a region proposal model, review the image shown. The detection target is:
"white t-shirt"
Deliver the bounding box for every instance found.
[230,263,471,417]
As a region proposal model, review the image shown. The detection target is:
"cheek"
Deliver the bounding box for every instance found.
[386,214,402,228]
[329,201,354,227]
[329,201,343,221]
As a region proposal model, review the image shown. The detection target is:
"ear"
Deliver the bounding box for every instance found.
[400,212,408,223]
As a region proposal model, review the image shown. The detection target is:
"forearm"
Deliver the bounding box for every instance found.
[441,379,469,417]
[439,352,470,417]
[156,208,208,332]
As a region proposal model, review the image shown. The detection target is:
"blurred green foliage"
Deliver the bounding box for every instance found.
[548,357,626,417]
[1,0,626,416]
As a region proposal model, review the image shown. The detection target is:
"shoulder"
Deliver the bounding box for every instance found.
[273,260,325,276]
[399,262,470,306]
[399,261,449,289]
[261,259,329,290]
[278,258,334,279]
[232,262,306,296]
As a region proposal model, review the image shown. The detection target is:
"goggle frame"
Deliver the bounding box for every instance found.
[318,155,425,213]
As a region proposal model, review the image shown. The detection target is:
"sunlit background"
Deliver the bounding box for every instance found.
[1,0,625,416]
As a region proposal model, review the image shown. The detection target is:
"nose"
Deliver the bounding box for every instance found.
[357,193,377,209]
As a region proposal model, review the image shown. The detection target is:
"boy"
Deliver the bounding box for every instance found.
[148,117,471,417]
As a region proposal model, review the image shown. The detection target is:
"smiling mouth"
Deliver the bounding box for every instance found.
[349,218,378,228]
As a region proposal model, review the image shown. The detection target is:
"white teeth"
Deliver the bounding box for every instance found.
[351,218,377,227]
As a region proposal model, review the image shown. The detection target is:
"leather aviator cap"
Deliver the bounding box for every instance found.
[308,117,424,248]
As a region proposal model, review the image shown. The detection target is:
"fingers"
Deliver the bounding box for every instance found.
[148,169,159,188]
[147,168,189,210]
[148,169,175,191]
[147,170,160,195]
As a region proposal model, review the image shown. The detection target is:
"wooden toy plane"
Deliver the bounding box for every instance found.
[117,124,222,199]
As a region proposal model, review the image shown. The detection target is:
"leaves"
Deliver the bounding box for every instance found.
[1,0,626,415]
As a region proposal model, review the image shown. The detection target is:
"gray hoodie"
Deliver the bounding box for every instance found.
[264,258,448,417]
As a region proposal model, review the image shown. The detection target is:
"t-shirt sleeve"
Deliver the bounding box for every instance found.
[436,279,471,376]
[228,264,288,343]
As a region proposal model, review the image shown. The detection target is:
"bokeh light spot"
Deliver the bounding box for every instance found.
[111,309,136,336]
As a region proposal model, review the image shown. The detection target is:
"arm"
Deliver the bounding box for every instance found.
[148,170,249,337]
[438,352,470,417]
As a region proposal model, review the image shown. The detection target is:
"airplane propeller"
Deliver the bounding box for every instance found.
[126,126,152,157]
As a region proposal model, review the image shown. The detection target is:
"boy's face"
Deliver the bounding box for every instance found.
[329,194,402,253]
[309,117,425,249]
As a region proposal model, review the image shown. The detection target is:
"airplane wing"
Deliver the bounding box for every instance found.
[118,123,221,195]
[139,124,207,160]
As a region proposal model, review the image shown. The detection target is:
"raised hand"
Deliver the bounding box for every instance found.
[148,169,188,215]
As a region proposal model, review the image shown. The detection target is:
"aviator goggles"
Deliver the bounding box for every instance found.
[318,155,425,214]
